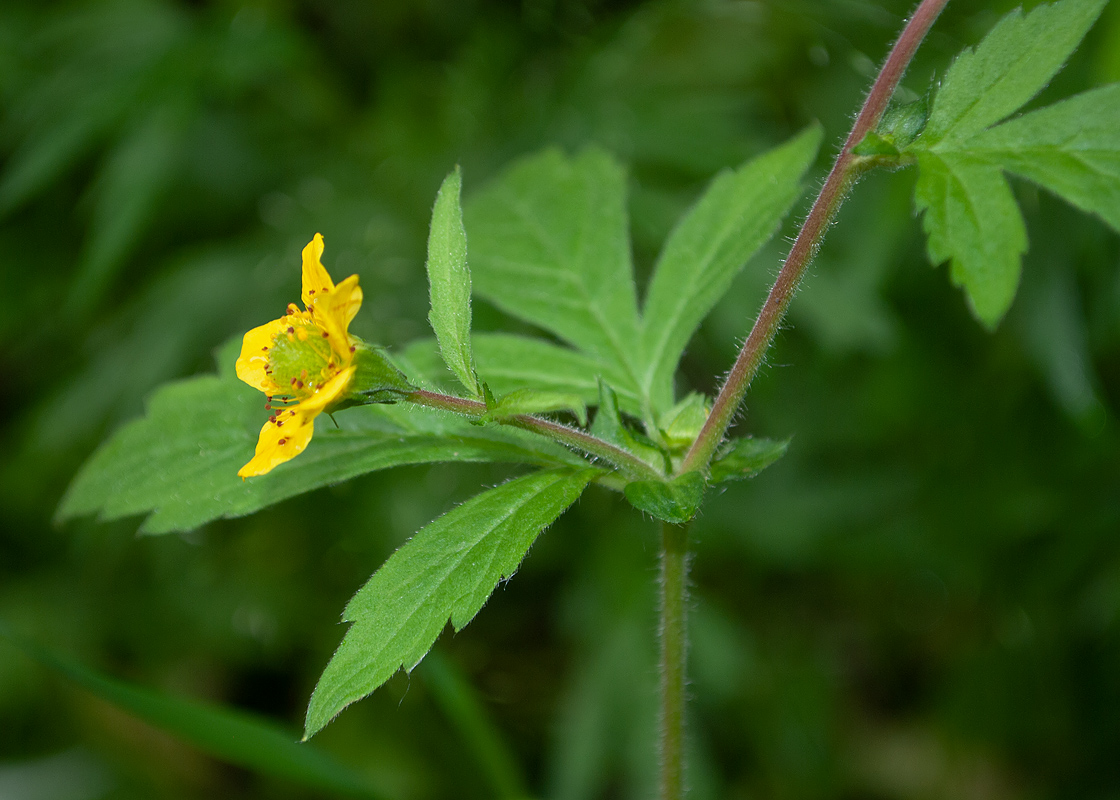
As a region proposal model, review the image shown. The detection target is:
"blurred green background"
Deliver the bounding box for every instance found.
[2,0,1120,798]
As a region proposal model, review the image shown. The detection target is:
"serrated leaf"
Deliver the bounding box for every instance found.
[709,436,789,483]
[488,388,588,427]
[426,166,480,395]
[638,126,821,412]
[305,468,599,738]
[57,343,587,534]
[924,0,1106,145]
[464,147,642,394]
[623,471,705,523]
[969,84,1120,232]
[0,624,387,799]
[913,151,1027,327]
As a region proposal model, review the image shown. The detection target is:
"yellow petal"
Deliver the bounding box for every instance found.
[238,408,317,478]
[236,317,293,395]
[301,233,335,307]
[299,366,355,415]
[313,274,363,357]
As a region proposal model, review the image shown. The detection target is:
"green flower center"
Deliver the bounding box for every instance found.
[267,321,336,395]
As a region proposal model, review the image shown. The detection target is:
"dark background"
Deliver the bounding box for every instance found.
[2,0,1120,798]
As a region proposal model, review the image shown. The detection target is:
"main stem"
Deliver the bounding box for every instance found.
[659,521,690,800]
[681,0,950,474]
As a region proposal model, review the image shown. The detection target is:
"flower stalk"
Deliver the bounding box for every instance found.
[681,0,952,475]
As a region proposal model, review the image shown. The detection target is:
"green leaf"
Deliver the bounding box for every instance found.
[638,127,821,412]
[0,623,387,799]
[709,436,790,483]
[57,342,587,534]
[912,151,1028,327]
[488,387,588,427]
[464,147,642,392]
[590,379,666,471]
[623,471,705,524]
[658,393,710,451]
[305,468,599,738]
[426,166,480,396]
[969,84,1120,233]
[400,334,644,416]
[924,0,1106,145]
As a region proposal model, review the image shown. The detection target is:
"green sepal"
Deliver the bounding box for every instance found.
[486,388,588,426]
[349,342,415,402]
[624,471,705,523]
[658,392,710,451]
[590,378,667,472]
[709,436,789,483]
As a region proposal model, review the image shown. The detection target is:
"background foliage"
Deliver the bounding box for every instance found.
[2,0,1120,798]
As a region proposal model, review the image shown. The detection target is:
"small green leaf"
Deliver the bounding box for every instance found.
[709,436,790,483]
[305,468,599,738]
[465,147,642,393]
[487,387,588,427]
[638,126,821,412]
[0,624,387,799]
[659,393,710,451]
[624,471,705,524]
[913,151,1027,327]
[924,0,1106,145]
[852,131,901,158]
[426,166,480,396]
[57,342,587,534]
[590,379,666,471]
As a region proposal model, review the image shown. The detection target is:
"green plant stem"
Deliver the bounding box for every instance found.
[681,0,951,474]
[404,388,663,480]
[659,521,690,800]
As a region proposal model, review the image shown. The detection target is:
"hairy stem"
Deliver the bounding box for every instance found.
[403,388,663,480]
[681,0,950,474]
[659,521,690,800]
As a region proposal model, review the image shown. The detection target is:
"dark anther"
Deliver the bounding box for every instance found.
[278,438,287,445]
[287,326,295,334]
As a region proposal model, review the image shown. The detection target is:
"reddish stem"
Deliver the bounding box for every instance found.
[681,0,950,474]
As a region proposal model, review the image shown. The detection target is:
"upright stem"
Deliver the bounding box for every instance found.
[681,0,950,474]
[659,521,690,800]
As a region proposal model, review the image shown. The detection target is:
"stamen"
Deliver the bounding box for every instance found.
[287,326,295,334]
[278,438,287,445]
[322,331,330,338]
[349,345,356,353]
[308,289,316,295]
[261,346,268,352]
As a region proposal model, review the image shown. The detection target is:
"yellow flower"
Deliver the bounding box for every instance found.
[236,233,363,477]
